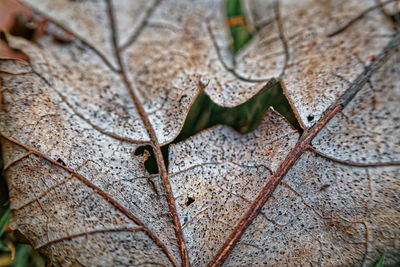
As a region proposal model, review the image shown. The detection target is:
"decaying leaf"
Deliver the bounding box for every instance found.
[168,109,299,265]
[0,0,30,61]
[0,0,399,266]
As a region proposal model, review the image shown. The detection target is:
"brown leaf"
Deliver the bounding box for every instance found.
[0,0,30,61]
[168,109,299,265]
[0,0,399,266]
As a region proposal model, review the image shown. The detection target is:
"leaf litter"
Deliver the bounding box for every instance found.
[0,0,399,266]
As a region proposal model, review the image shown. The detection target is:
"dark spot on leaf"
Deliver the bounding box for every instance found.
[307,115,314,122]
[52,34,72,44]
[186,197,195,206]
[319,184,330,191]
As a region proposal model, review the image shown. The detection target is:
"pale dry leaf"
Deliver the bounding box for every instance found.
[312,52,400,163]
[0,58,180,266]
[17,0,271,145]
[222,37,400,266]
[169,51,400,266]
[168,109,299,265]
[238,0,395,128]
[225,152,400,266]
[0,0,399,266]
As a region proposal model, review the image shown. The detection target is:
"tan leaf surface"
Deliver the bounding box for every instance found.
[168,109,299,265]
[223,33,400,266]
[312,52,400,163]
[0,0,399,266]
[226,152,400,266]
[0,58,180,266]
[238,0,395,128]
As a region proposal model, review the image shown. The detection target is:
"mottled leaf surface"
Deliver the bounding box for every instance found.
[241,0,394,128]
[226,152,400,266]
[168,109,299,265]
[223,36,400,266]
[0,59,179,266]
[312,52,400,163]
[0,0,399,266]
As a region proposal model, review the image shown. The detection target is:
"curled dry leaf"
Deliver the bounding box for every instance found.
[0,0,30,61]
[0,0,399,266]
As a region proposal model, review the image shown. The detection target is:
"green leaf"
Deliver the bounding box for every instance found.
[0,240,10,252]
[0,208,11,237]
[226,0,242,16]
[12,244,31,267]
[226,0,253,53]
[375,251,385,267]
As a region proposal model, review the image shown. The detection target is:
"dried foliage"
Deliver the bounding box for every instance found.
[0,0,399,266]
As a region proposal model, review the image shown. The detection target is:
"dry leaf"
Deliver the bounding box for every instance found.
[0,0,399,266]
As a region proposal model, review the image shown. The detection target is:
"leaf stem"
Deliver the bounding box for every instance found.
[105,1,189,266]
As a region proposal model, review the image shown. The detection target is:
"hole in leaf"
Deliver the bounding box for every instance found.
[186,197,195,206]
[134,145,159,174]
[161,81,302,170]
[56,158,66,166]
[307,115,314,122]
[226,0,253,53]
[389,11,400,27]
[174,81,302,143]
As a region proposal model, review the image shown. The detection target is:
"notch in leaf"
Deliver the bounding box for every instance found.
[174,81,302,144]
